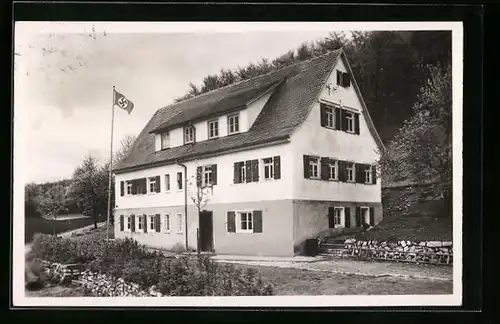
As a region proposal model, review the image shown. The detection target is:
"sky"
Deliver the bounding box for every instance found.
[14,22,335,184]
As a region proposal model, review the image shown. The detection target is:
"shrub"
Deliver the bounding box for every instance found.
[32,233,274,296]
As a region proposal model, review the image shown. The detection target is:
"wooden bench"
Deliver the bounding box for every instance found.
[59,263,85,284]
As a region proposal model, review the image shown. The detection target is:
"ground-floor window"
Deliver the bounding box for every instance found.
[126,216,131,231]
[164,214,170,233]
[176,213,183,233]
[137,216,143,230]
[328,207,345,228]
[149,215,155,231]
[236,211,253,233]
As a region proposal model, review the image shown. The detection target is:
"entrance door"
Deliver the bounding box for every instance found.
[361,207,370,226]
[199,210,214,252]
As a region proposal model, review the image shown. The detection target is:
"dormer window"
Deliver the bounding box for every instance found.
[184,126,195,144]
[228,113,240,135]
[161,132,170,149]
[208,119,219,139]
[336,70,351,88]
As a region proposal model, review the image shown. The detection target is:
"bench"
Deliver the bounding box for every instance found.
[59,263,85,284]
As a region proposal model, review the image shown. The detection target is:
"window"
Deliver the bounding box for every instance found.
[165,174,170,192]
[237,212,253,233]
[202,165,213,187]
[347,163,355,182]
[177,172,183,190]
[184,126,195,144]
[234,161,246,183]
[176,213,183,233]
[228,114,240,135]
[334,208,343,226]
[149,215,155,231]
[336,70,351,88]
[263,157,274,180]
[325,106,335,128]
[208,119,219,139]
[126,216,131,231]
[161,132,170,149]
[126,181,133,195]
[345,111,354,133]
[164,214,170,233]
[309,157,319,179]
[364,166,372,184]
[329,160,338,180]
[148,177,157,193]
[137,216,143,230]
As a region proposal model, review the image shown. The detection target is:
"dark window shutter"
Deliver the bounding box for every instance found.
[320,157,329,180]
[131,214,136,232]
[251,159,259,182]
[320,104,327,127]
[355,164,364,184]
[273,156,281,179]
[328,207,335,228]
[336,70,342,85]
[233,162,240,184]
[131,180,137,195]
[355,207,361,227]
[253,210,263,233]
[303,155,310,179]
[335,107,341,130]
[120,215,124,231]
[120,181,124,196]
[345,209,351,228]
[343,72,351,87]
[211,164,217,185]
[245,160,252,183]
[141,178,147,194]
[354,113,360,135]
[155,214,161,232]
[372,165,377,184]
[196,166,202,187]
[156,176,161,193]
[369,207,375,226]
[227,212,236,232]
[143,214,147,233]
[338,160,346,182]
[341,109,347,132]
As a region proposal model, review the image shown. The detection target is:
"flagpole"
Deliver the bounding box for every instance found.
[106,86,116,241]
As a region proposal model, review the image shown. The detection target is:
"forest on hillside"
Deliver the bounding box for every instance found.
[175,31,451,144]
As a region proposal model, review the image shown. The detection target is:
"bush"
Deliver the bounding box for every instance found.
[31,234,274,296]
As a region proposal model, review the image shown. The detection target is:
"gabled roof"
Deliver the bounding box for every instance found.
[114,48,383,174]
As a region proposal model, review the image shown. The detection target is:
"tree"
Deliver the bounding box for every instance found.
[70,155,107,229]
[113,134,136,165]
[378,63,452,217]
[186,171,213,253]
[25,183,41,217]
[36,183,70,235]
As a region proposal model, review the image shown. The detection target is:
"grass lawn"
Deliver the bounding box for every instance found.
[233,264,452,295]
[26,284,85,297]
[25,215,107,243]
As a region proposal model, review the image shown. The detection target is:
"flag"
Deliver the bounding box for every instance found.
[113,89,134,114]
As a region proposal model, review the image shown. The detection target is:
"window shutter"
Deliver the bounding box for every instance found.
[369,207,375,226]
[355,207,361,227]
[303,155,310,179]
[343,72,351,87]
[245,160,252,183]
[233,162,240,184]
[141,178,147,194]
[320,157,329,180]
[196,166,202,187]
[193,126,196,143]
[120,181,124,196]
[131,180,137,195]
[211,164,217,185]
[253,210,263,233]
[156,176,161,193]
[143,214,147,233]
[251,159,259,182]
[372,165,377,184]
[320,104,327,127]
[131,214,136,232]
[341,109,348,132]
[338,160,346,182]
[155,214,161,232]
[273,156,281,179]
[345,209,351,228]
[328,207,335,228]
[354,113,360,135]
[336,70,342,85]
[335,107,341,130]
[355,164,364,184]
[120,215,124,231]
[227,211,236,233]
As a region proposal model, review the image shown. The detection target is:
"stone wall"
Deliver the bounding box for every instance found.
[78,270,162,297]
[343,239,453,265]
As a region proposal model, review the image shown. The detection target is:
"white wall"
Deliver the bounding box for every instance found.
[291,55,382,203]
[115,142,294,210]
[247,92,272,130]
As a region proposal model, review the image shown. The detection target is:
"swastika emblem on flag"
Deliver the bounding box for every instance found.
[117,97,129,109]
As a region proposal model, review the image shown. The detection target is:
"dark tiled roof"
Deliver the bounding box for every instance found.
[115,48,382,173]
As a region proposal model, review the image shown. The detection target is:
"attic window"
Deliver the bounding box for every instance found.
[336,70,351,88]
[208,119,219,139]
[184,126,195,144]
[228,113,240,135]
[161,132,170,149]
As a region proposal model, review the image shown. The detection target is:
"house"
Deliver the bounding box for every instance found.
[113,48,384,257]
